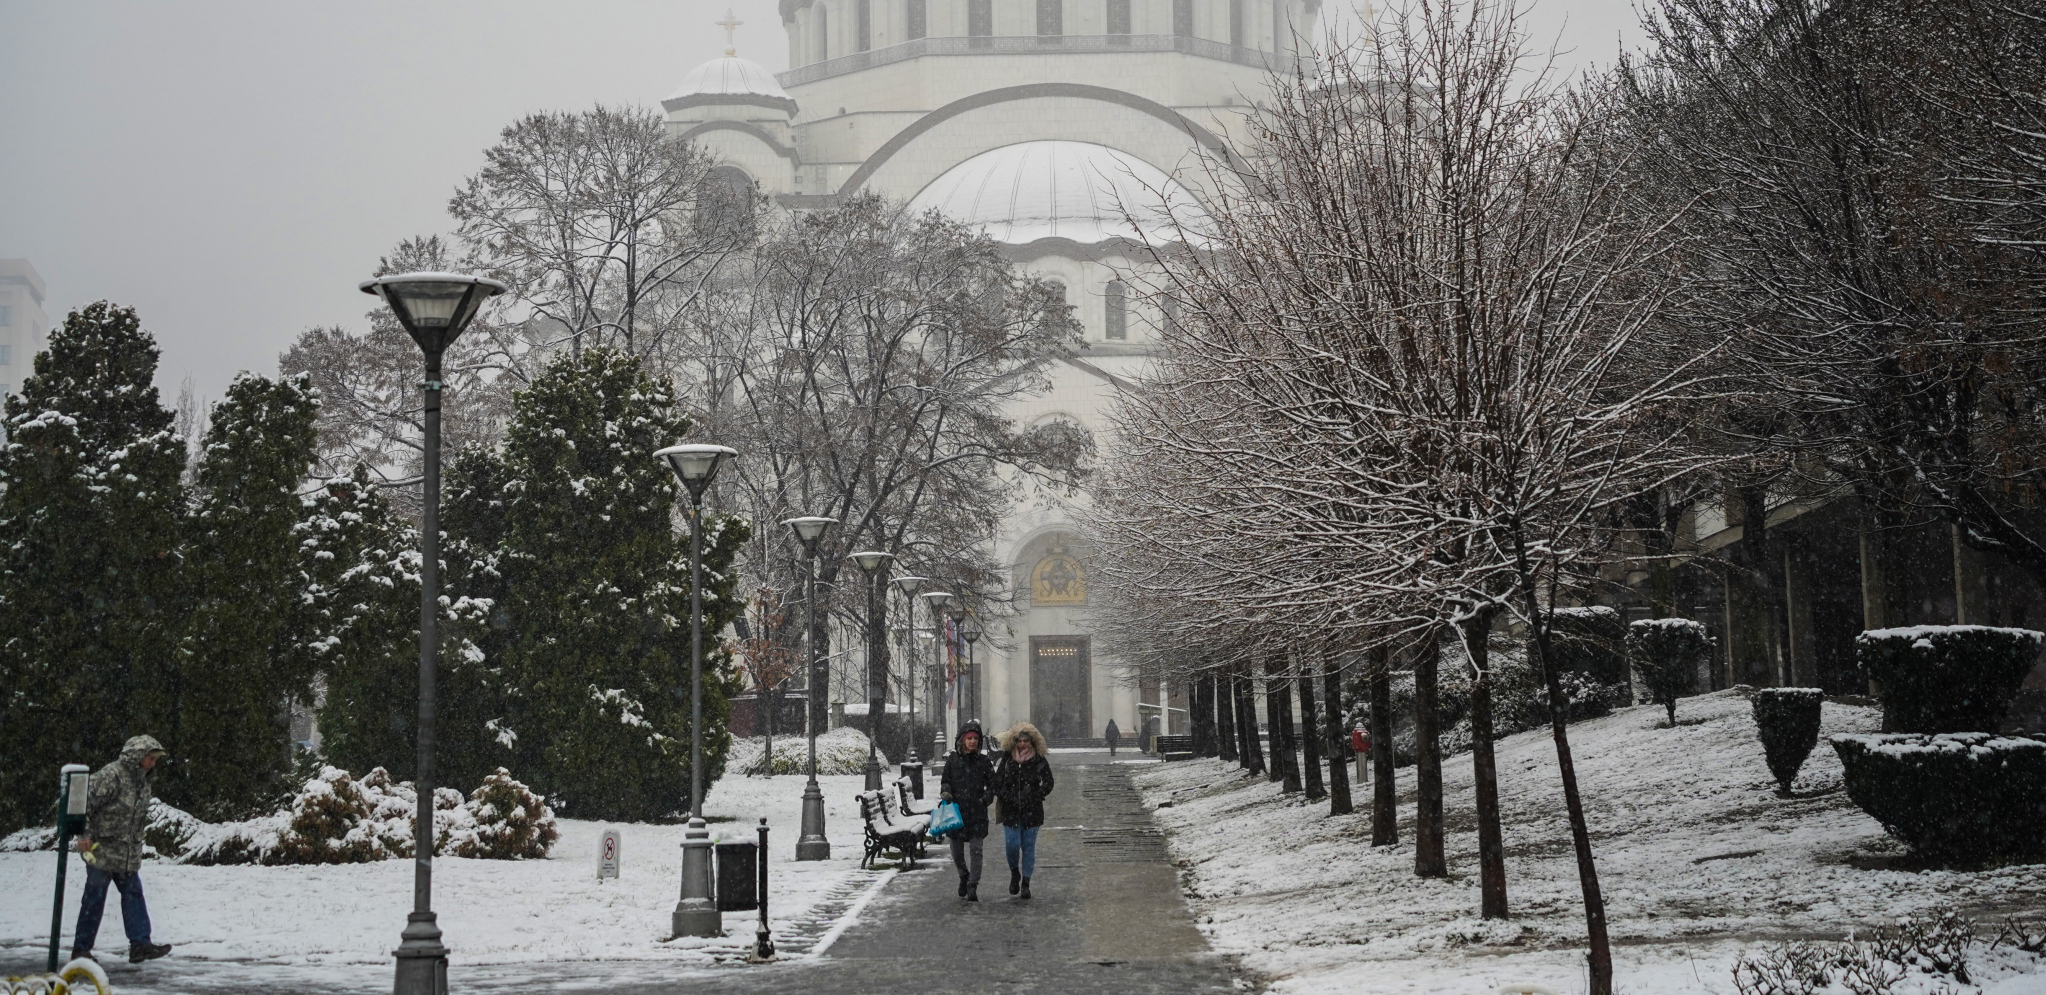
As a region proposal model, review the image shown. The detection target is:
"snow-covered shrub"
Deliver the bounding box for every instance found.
[1629,617,1712,726]
[1752,688,1824,794]
[726,726,878,776]
[142,799,205,859]
[1730,907,1992,995]
[448,768,557,860]
[1382,643,1625,765]
[264,765,409,865]
[1548,606,1630,690]
[1856,625,2043,733]
[1831,733,2046,860]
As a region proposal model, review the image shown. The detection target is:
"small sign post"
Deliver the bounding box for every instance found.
[48,764,89,972]
[597,828,622,883]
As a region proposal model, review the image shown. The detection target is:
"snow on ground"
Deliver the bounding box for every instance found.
[1,771,879,977]
[1134,689,2046,995]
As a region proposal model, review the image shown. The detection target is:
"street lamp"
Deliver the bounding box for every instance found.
[655,442,739,939]
[849,550,894,790]
[958,612,984,726]
[920,591,953,762]
[781,515,836,861]
[360,270,505,995]
[890,575,929,765]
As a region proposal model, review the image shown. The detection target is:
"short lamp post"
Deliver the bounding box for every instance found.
[920,591,953,761]
[782,515,837,861]
[849,550,894,790]
[890,575,929,764]
[656,442,739,939]
[958,613,983,726]
[360,271,506,995]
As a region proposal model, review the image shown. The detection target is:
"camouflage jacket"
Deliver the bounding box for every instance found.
[85,735,163,874]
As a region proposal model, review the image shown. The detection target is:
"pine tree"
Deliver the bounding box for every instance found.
[495,348,748,821]
[170,372,320,818]
[0,302,187,832]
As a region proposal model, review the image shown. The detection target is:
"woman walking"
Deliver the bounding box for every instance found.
[992,722,1055,900]
[939,719,995,901]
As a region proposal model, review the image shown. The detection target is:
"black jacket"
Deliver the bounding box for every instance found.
[992,753,1054,828]
[940,734,996,839]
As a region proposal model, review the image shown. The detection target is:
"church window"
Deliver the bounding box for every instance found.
[1230,0,1244,46]
[1037,0,1062,37]
[0,306,10,327]
[1161,291,1181,334]
[907,0,926,39]
[1104,280,1127,339]
[1173,0,1193,37]
[969,0,992,45]
[1106,0,1130,38]
[816,4,829,60]
[1273,0,1287,52]
[856,0,871,51]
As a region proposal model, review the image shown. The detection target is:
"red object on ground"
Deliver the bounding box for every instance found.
[1350,727,1369,754]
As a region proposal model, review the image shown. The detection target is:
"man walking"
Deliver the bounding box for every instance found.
[1104,718,1122,757]
[72,735,173,965]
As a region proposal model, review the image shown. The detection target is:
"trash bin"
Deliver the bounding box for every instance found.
[715,840,758,912]
[901,760,925,799]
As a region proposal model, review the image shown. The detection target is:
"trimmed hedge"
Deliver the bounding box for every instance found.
[1549,606,1630,690]
[1832,733,2046,860]
[1752,688,1823,794]
[1856,625,2043,733]
[1629,618,1712,726]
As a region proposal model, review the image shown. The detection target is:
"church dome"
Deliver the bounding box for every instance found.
[664,55,798,115]
[906,141,1212,247]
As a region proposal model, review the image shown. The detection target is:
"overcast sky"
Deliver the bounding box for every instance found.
[0,0,1644,405]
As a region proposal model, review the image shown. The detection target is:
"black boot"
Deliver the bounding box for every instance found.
[958,871,970,898]
[1020,877,1032,900]
[967,883,979,902]
[129,943,171,964]
[1009,868,1022,895]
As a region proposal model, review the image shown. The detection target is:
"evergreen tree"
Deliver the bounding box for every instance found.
[170,372,320,819]
[0,302,186,832]
[300,463,422,778]
[496,348,748,820]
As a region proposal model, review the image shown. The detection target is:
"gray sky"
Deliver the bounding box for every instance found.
[0,0,1643,405]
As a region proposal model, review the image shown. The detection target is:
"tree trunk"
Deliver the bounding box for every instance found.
[1369,648,1398,846]
[1324,659,1353,815]
[1265,659,1297,789]
[1215,668,1239,763]
[1239,670,1267,776]
[1413,631,1447,877]
[1192,675,1213,756]
[1298,668,1326,801]
[1462,612,1508,919]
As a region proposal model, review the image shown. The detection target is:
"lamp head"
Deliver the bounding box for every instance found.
[921,591,953,610]
[655,443,739,500]
[892,575,928,595]
[781,516,837,556]
[849,550,894,576]
[959,614,983,644]
[358,272,507,356]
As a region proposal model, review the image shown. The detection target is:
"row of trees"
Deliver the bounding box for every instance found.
[1083,0,2045,991]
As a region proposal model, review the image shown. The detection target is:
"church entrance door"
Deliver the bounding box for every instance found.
[1029,636,1091,743]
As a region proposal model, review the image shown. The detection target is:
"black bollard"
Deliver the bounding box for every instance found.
[754,818,775,961]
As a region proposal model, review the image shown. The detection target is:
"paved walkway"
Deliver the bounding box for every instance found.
[2,750,1245,994]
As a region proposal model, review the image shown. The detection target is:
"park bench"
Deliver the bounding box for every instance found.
[894,777,938,818]
[1152,734,1195,760]
[857,789,929,869]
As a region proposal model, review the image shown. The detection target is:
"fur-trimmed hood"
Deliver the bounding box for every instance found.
[1000,722,1048,756]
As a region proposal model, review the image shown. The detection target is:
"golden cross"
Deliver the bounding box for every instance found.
[717,8,744,56]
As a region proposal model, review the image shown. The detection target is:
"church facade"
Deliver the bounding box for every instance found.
[667,0,1315,743]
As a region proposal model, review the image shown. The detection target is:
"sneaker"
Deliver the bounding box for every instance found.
[1009,869,1021,895]
[967,884,979,902]
[1020,877,1032,900]
[130,942,171,963]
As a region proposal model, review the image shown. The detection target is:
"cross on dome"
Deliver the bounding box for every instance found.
[717,8,744,57]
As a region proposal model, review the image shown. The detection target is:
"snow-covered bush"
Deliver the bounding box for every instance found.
[1752,688,1824,794]
[2,798,208,860]
[1548,606,1629,690]
[1380,642,1625,766]
[1629,617,1712,726]
[726,726,878,776]
[263,766,414,865]
[447,767,558,860]
[1729,907,2009,995]
[1832,732,2046,860]
[1857,625,2043,733]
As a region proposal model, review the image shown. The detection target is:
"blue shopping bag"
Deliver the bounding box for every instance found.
[928,800,964,837]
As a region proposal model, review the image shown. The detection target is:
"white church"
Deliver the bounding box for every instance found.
[668,0,1315,744]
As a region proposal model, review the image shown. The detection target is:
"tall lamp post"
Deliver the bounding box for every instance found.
[782,516,837,861]
[958,613,983,724]
[890,575,929,764]
[360,271,506,995]
[849,550,894,789]
[656,443,739,939]
[919,591,953,762]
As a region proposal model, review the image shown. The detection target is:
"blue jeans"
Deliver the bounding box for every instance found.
[74,864,151,956]
[1003,825,1039,878]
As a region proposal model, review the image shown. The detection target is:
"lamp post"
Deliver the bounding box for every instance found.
[360,271,505,995]
[849,550,894,789]
[890,575,928,764]
[919,591,952,762]
[958,613,983,725]
[655,442,739,939]
[782,516,836,861]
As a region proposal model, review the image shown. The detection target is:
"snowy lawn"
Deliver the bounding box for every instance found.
[1,771,883,975]
[1135,688,2046,995]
